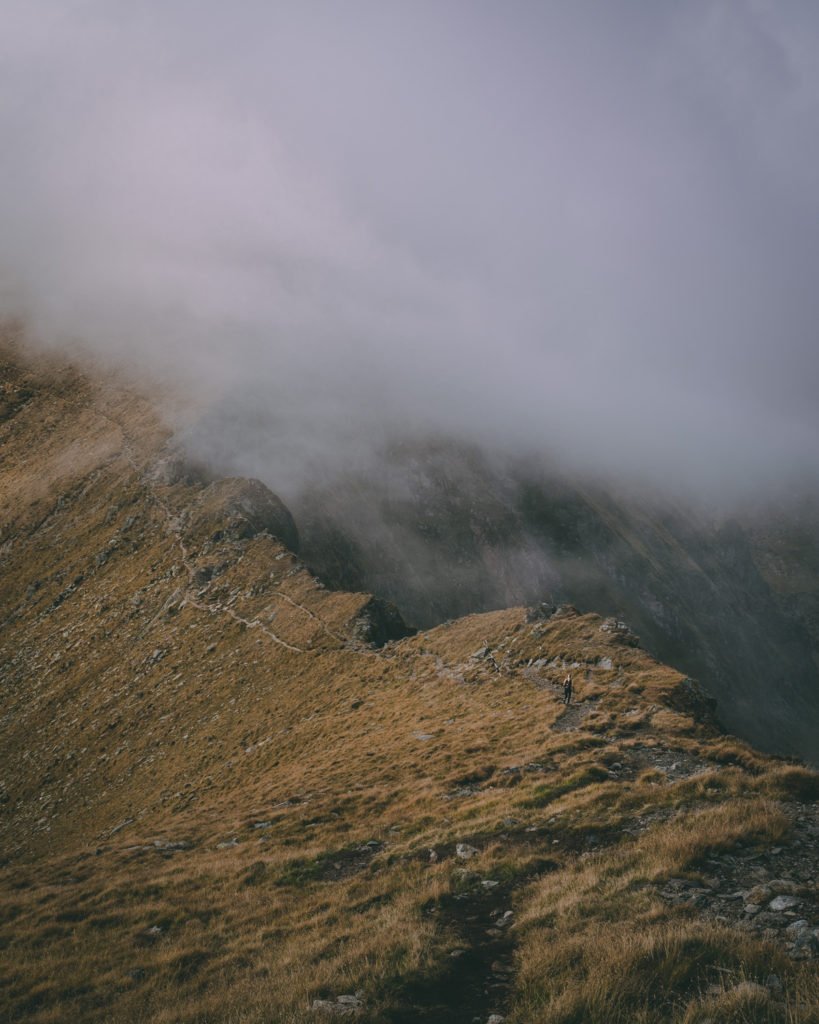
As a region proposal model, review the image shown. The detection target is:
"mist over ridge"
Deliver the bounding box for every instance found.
[3,1,819,500]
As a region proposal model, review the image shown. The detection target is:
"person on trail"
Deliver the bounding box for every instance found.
[563,672,573,705]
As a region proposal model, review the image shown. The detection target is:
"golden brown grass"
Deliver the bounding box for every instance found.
[512,797,803,1024]
[2,340,818,1023]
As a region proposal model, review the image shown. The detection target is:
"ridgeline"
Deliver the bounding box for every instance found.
[1,336,818,1023]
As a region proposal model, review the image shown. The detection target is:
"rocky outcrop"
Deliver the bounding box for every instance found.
[665,677,722,729]
[196,477,300,551]
[346,596,413,647]
[656,802,819,961]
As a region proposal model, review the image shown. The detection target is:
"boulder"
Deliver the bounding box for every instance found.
[198,478,299,551]
[792,930,819,959]
[525,603,556,623]
[347,596,413,646]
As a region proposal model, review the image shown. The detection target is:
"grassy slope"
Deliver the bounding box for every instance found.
[1,338,818,1023]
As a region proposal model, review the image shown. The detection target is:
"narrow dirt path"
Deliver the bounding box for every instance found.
[182,596,304,653]
[535,678,598,732]
[268,588,345,643]
[388,879,516,1023]
[551,697,598,732]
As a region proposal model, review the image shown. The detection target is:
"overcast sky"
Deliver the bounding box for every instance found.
[2,1,818,498]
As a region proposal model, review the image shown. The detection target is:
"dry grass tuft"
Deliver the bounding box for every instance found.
[756,764,819,801]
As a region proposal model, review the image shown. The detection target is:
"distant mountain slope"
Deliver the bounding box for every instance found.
[1,339,818,1024]
[295,442,819,765]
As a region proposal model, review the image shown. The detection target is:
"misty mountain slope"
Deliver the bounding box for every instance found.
[294,444,819,765]
[0,341,408,856]
[295,440,555,625]
[2,344,819,1024]
[746,497,819,670]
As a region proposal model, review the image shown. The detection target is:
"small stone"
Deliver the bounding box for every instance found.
[311,993,362,1016]
[153,839,189,850]
[481,879,499,889]
[769,895,800,912]
[786,920,810,934]
[765,974,783,991]
[456,842,479,859]
[769,879,797,894]
[487,1015,506,1024]
[791,931,819,958]
[744,904,761,915]
[429,848,438,862]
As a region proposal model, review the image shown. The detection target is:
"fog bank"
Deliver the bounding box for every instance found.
[2,1,818,500]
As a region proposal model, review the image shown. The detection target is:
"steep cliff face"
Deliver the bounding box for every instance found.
[295,445,819,765]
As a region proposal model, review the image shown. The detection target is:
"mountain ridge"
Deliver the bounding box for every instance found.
[291,439,819,766]
[1,336,818,1023]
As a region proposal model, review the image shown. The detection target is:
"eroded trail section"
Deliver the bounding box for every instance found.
[536,678,598,732]
[390,877,516,1024]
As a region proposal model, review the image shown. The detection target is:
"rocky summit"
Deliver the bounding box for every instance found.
[1,335,818,1023]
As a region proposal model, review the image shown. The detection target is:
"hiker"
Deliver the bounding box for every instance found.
[482,639,501,674]
[563,672,573,705]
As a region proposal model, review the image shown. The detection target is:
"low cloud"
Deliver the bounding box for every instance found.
[2,1,818,501]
